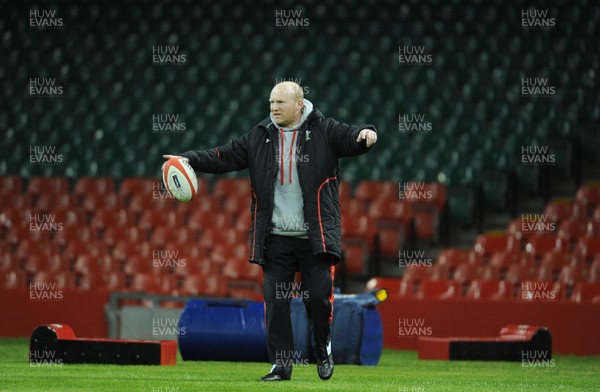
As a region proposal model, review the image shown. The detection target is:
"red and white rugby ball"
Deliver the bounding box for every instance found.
[162,158,198,203]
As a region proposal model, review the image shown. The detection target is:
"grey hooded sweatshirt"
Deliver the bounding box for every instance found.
[269,99,313,238]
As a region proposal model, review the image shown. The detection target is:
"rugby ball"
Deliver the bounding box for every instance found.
[162,158,198,202]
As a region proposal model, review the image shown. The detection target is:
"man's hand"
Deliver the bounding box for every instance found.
[162,154,188,171]
[356,129,377,148]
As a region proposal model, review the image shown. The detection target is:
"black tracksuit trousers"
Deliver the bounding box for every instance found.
[262,234,335,367]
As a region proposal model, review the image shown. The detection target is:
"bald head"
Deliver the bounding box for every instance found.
[271,81,304,100]
[269,82,305,128]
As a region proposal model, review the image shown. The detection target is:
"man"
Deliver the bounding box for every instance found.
[163,81,376,381]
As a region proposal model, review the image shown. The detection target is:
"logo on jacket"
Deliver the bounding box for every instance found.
[305,130,311,141]
[266,138,270,143]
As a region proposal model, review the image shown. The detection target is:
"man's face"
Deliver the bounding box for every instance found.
[269,91,303,128]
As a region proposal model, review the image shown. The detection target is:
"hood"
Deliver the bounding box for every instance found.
[269,99,314,131]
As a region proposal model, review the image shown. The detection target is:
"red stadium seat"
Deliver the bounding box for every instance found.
[574,236,600,264]
[489,250,526,277]
[452,262,479,286]
[81,193,122,212]
[0,176,24,193]
[474,232,509,259]
[436,249,471,271]
[212,178,251,202]
[557,218,589,245]
[2,270,27,289]
[590,256,600,283]
[119,178,156,199]
[74,177,115,197]
[181,274,227,297]
[28,177,69,195]
[504,263,535,286]
[365,276,401,295]
[402,265,431,284]
[575,184,600,212]
[339,181,352,201]
[416,280,460,299]
[558,264,587,287]
[518,280,564,302]
[570,282,600,303]
[35,193,76,211]
[23,253,64,275]
[342,240,369,275]
[367,198,406,224]
[465,279,512,300]
[525,233,559,261]
[355,180,395,202]
[91,208,135,231]
[341,198,367,218]
[543,199,574,224]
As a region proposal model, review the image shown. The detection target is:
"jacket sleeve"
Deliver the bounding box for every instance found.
[325,118,377,157]
[179,132,250,173]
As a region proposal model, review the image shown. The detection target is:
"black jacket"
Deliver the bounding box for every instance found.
[181,108,375,265]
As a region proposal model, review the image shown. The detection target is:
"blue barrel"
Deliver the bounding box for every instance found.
[178,299,268,362]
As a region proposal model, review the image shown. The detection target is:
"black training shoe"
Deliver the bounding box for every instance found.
[317,353,334,380]
[258,365,292,381]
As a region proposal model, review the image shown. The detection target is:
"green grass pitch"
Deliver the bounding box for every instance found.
[1,338,599,391]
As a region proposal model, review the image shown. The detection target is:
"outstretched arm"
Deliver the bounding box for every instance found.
[327,118,377,157]
[162,132,250,173]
